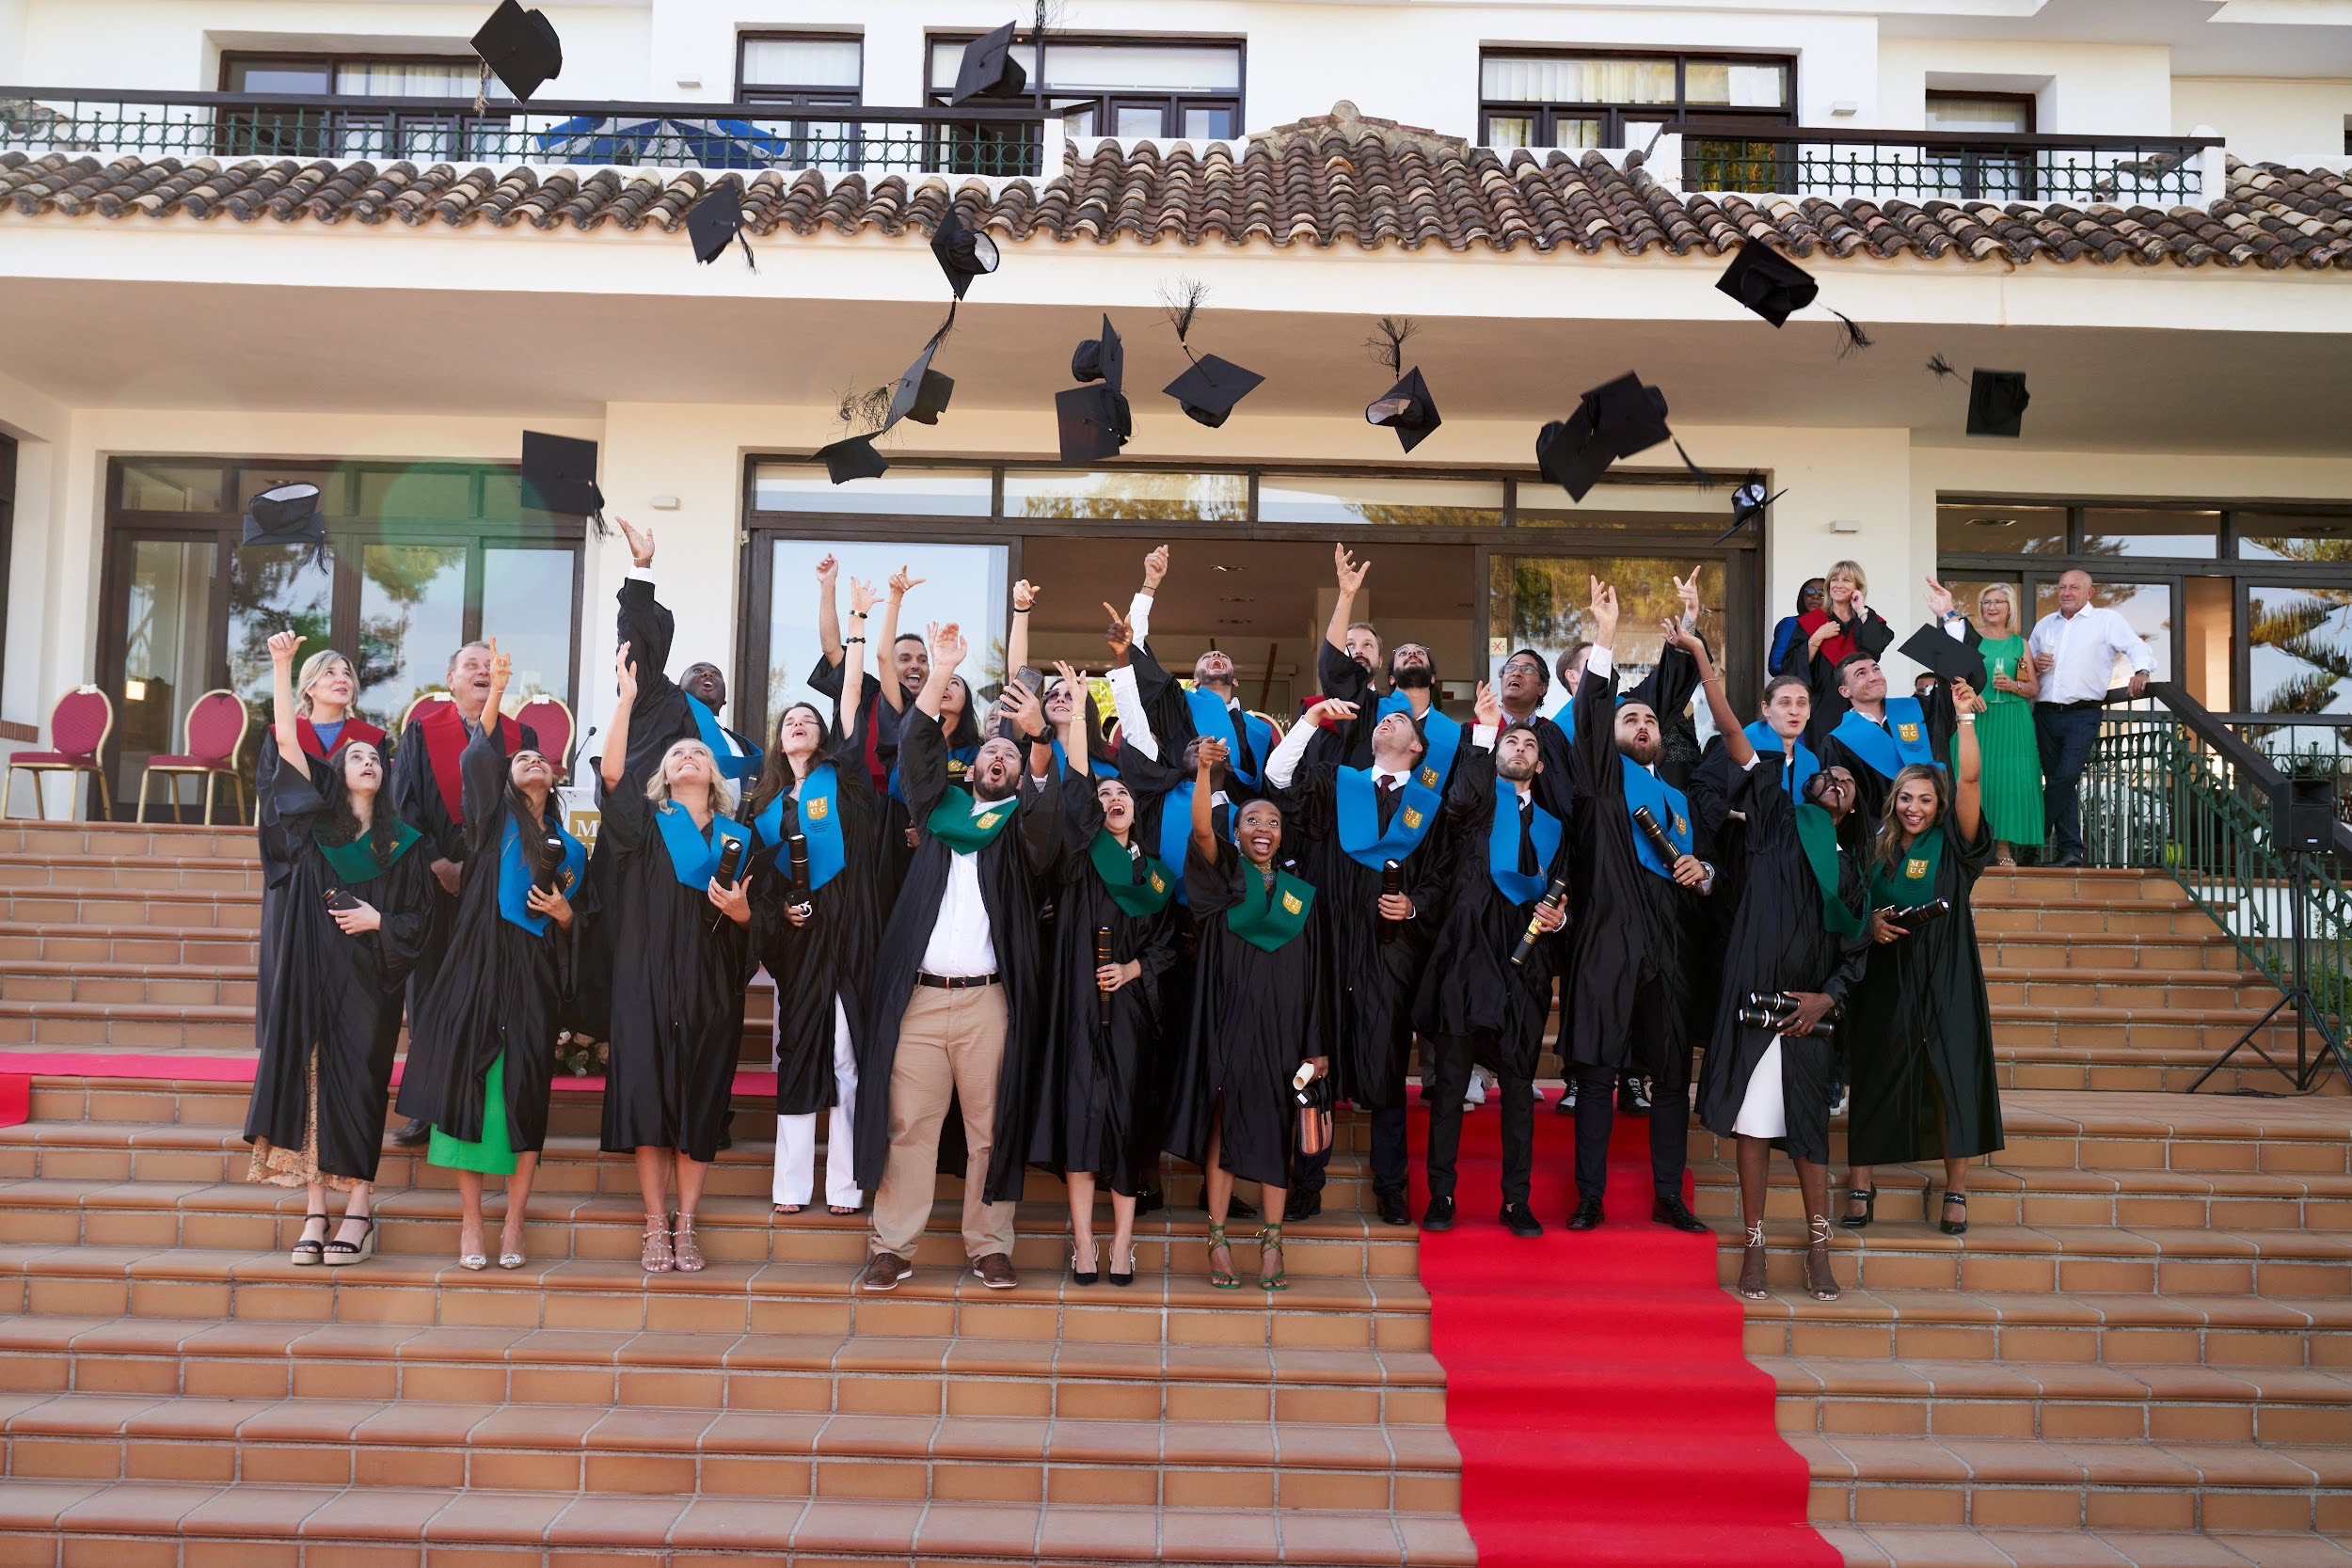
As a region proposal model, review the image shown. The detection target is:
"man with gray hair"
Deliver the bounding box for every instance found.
[2027,569,2153,867]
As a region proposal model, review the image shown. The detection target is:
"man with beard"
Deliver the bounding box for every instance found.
[1809,580,1976,825]
[855,623,1060,1294]
[1316,546,1462,790]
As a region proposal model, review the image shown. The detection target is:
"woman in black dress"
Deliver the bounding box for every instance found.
[597,641,755,1274]
[1845,679,2001,1237]
[245,630,431,1267]
[1032,661,1180,1287]
[1163,736,1324,1292]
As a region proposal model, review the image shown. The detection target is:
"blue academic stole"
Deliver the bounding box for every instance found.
[1376,692,1461,791]
[1185,689,1274,785]
[1488,780,1561,906]
[1048,737,1118,781]
[498,814,585,935]
[1620,757,1693,881]
[1831,697,1935,781]
[1335,767,1441,871]
[753,763,846,891]
[1549,697,1578,742]
[654,800,747,890]
[1744,721,1821,797]
[1157,780,1234,907]
[686,691,763,783]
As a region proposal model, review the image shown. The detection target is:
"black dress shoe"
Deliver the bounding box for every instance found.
[1650,1196,1709,1234]
[390,1117,430,1148]
[1375,1189,1411,1227]
[1135,1188,1164,1217]
[1499,1203,1544,1239]
[1565,1197,1604,1231]
[1229,1195,1259,1222]
[1282,1190,1319,1223]
[1554,1080,1578,1115]
[1422,1196,1455,1232]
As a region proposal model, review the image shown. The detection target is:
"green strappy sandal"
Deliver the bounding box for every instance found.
[1257,1223,1288,1291]
[1206,1223,1240,1290]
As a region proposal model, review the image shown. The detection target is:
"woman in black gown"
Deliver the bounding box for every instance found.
[1032,661,1180,1287]
[398,638,583,1271]
[746,576,882,1220]
[597,641,755,1274]
[1163,736,1324,1292]
[1845,679,2001,1237]
[244,630,431,1267]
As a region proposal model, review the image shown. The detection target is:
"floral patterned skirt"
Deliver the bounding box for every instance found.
[246,1050,363,1194]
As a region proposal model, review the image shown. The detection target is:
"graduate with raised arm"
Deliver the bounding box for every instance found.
[1264,685,1449,1227]
[245,630,432,1269]
[1163,737,1325,1291]
[1415,679,1568,1238]
[1314,545,1462,792]
[807,552,892,790]
[605,515,762,784]
[1105,545,1276,797]
[398,637,584,1271]
[1560,578,1716,1235]
[1809,577,1979,824]
[1029,660,1180,1286]
[1101,598,1239,906]
[596,640,755,1275]
[746,572,886,1220]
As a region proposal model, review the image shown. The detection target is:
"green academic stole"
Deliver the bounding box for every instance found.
[1868,824,1946,911]
[1792,801,1866,939]
[1225,866,1315,954]
[1089,830,1173,918]
[924,789,1019,855]
[314,820,422,886]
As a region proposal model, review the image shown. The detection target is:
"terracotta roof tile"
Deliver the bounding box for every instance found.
[6,108,2350,272]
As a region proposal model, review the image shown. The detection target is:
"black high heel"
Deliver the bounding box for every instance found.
[1071,1242,1100,1287]
[1108,1245,1136,1288]
[1841,1188,1876,1230]
[1933,1189,1969,1236]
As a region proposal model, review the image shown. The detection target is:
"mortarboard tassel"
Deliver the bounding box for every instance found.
[1830,309,1873,359]
[1926,354,1960,380]
[1674,440,1717,490]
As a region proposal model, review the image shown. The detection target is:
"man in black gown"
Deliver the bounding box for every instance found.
[855,624,1060,1293]
[1809,582,1977,825]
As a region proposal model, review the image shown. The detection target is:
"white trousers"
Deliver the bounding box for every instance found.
[773,996,862,1210]
[1732,1037,1788,1140]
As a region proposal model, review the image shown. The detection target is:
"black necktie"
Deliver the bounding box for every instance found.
[1518,800,1540,876]
[1376,775,1399,829]
[1228,706,1257,778]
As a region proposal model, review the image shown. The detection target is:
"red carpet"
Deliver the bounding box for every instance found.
[1406,1099,1836,1568]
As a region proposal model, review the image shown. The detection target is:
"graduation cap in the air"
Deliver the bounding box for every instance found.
[1534,372,1691,502]
[1966,370,2030,438]
[886,334,955,427]
[1057,386,1132,464]
[683,184,753,270]
[1164,355,1263,429]
[949,22,1029,104]
[520,431,608,535]
[1899,623,1988,691]
[471,1,564,102]
[1534,418,1612,503]
[1714,473,1789,545]
[931,210,999,299]
[1071,316,1125,394]
[243,482,331,571]
[1366,368,1441,453]
[1715,242,1872,355]
[817,435,889,484]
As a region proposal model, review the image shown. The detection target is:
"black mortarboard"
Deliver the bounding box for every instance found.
[520,432,606,532]
[242,481,327,569]
[1585,372,1673,457]
[1365,367,1441,452]
[1966,370,2030,438]
[471,1,564,102]
[1164,354,1263,428]
[1534,419,1613,502]
[1715,474,1789,544]
[1071,315,1125,395]
[931,210,999,299]
[885,337,954,428]
[683,185,752,269]
[817,435,888,484]
[1056,385,1131,464]
[949,22,1029,105]
[1899,624,1989,690]
[1715,243,1819,327]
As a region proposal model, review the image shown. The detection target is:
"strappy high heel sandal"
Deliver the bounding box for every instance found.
[1108,1243,1137,1288]
[323,1215,375,1267]
[1206,1223,1239,1290]
[1256,1223,1288,1292]
[1737,1220,1770,1301]
[641,1214,675,1274]
[1933,1189,1969,1237]
[290,1212,328,1267]
[672,1212,706,1273]
[1071,1241,1100,1287]
[1841,1188,1877,1230]
[1804,1215,1841,1301]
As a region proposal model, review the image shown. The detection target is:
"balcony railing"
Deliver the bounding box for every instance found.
[1668,121,2223,206]
[0,87,1049,179]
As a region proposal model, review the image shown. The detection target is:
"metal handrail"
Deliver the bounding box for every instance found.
[1664,119,2218,205]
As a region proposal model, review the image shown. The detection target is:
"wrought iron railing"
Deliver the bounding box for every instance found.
[0,87,1048,178]
[2079,687,2352,1091]
[1671,121,2221,205]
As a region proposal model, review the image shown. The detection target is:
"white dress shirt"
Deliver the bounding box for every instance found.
[918,792,1005,977]
[2028,605,2153,705]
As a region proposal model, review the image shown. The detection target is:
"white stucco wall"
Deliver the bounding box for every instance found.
[2173,75,2352,164]
[1878,37,2177,134]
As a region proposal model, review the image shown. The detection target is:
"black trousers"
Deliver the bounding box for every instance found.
[1572,987,1691,1206]
[1423,1032,1534,1209]
[1294,1103,1408,1197]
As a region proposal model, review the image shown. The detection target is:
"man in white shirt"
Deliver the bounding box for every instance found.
[2028,570,2153,866]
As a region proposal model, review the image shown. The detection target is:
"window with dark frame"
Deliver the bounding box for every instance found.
[1478,48,1793,148]
[1923,90,2038,200]
[735,33,864,107]
[216,51,509,162]
[923,32,1244,140]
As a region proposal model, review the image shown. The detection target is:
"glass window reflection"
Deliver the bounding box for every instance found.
[358,542,470,731]
[2080,508,2220,560]
[2248,585,2352,715]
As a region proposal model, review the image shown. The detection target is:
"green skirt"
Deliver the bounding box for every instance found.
[1977,698,2044,848]
[427,1050,516,1175]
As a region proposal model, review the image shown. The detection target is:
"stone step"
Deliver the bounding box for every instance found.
[1819,1522,2345,1568]
[0,822,260,861]
[1977,929,2246,972]
[0,921,262,969]
[0,962,257,1011]
[1968,898,2220,937]
[0,886,261,930]
[0,851,269,895]
[1981,966,2280,1011]
[1688,1159,2352,1233]
[1994,1051,2347,1099]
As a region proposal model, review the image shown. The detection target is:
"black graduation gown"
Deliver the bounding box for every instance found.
[746,723,885,1118]
[1682,739,1746,1057]
[244,766,432,1183]
[1694,756,1871,1164]
[596,774,754,1162]
[851,716,1060,1201]
[1028,777,1182,1194]
[252,721,388,1055]
[388,705,537,1031]
[1164,840,1322,1189]
[395,719,574,1155]
[1127,640,1272,802]
[1413,742,1569,1079]
[1279,760,1449,1112]
[1846,815,2006,1165]
[1812,682,1962,829]
[1801,607,1895,733]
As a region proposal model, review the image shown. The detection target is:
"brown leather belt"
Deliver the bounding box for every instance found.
[915,973,1000,990]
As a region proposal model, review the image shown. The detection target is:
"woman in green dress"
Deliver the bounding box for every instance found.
[1974,584,2042,866]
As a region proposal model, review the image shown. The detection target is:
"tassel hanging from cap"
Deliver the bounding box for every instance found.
[474,58,491,117]
[1674,440,1717,490]
[1830,309,1873,359]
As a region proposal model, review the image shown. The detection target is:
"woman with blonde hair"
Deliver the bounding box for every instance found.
[1972,583,2043,866]
[597,642,755,1273]
[1797,560,1893,729]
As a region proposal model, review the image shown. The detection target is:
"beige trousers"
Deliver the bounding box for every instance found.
[868,984,1016,1261]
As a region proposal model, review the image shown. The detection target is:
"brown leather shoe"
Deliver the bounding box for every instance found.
[971,1252,1018,1290]
[859,1252,912,1291]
